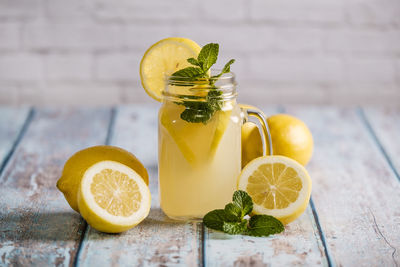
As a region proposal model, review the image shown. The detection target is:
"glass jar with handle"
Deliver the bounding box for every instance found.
[158,70,272,220]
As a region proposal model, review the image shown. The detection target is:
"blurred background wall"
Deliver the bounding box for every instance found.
[0,0,399,106]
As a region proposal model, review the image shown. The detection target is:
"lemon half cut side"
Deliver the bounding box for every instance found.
[78,160,151,233]
[238,156,312,225]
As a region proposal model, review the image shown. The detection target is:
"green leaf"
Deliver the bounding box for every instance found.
[203,209,238,231]
[180,102,214,124]
[224,203,242,219]
[211,59,235,80]
[187,57,200,67]
[221,59,235,74]
[171,67,204,80]
[168,43,235,124]
[197,43,219,72]
[245,215,284,237]
[232,190,253,217]
[222,220,248,235]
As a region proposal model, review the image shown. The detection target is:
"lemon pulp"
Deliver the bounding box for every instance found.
[238,156,311,224]
[78,160,151,233]
[91,168,142,217]
[57,145,148,212]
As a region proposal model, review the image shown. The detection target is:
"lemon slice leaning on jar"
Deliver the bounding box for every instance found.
[140,37,202,101]
[78,160,151,233]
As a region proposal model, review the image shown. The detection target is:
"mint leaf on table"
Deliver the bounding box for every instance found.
[232,190,253,217]
[224,203,242,219]
[169,43,235,124]
[223,220,248,235]
[203,209,239,231]
[246,215,284,237]
[203,190,285,237]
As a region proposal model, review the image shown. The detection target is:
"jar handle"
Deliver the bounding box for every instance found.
[239,104,273,156]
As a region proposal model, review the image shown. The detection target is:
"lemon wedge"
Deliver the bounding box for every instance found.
[78,160,151,233]
[140,37,202,101]
[238,156,312,224]
[209,110,232,157]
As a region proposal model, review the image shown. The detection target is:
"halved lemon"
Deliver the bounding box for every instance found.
[238,156,312,224]
[140,37,202,101]
[57,145,149,213]
[78,160,151,233]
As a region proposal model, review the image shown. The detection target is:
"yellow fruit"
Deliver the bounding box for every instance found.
[209,110,232,158]
[160,102,232,165]
[57,145,149,212]
[78,160,151,233]
[238,155,312,224]
[241,114,313,167]
[140,37,202,101]
[241,122,263,168]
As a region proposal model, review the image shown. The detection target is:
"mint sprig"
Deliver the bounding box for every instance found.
[170,43,235,124]
[203,190,284,237]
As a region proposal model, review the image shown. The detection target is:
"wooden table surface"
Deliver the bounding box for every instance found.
[0,105,399,267]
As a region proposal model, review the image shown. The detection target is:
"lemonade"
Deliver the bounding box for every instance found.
[140,38,273,221]
[159,99,242,219]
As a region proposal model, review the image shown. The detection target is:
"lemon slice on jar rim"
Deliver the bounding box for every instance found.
[140,37,202,102]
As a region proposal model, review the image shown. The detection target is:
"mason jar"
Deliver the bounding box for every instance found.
[158,70,272,220]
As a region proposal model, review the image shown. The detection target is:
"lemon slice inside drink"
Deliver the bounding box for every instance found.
[78,160,151,233]
[238,156,312,224]
[140,37,202,101]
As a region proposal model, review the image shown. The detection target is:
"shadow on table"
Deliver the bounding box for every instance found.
[86,208,202,240]
[0,211,85,242]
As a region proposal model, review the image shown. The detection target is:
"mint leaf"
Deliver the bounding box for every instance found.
[233,190,253,217]
[212,59,235,79]
[221,59,235,73]
[203,209,238,231]
[224,203,242,219]
[223,220,248,235]
[246,215,284,237]
[171,67,204,80]
[203,191,285,238]
[197,43,219,72]
[168,42,234,124]
[187,58,200,67]
[180,102,214,123]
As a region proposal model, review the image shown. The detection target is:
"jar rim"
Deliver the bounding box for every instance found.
[166,69,236,85]
[163,69,237,102]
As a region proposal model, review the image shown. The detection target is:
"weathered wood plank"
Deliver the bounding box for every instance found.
[204,106,328,266]
[77,104,203,267]
[0,108,111,266]
[0,107,31,167]
[205,206,327,266]
[284,106,400,266]
[362,107,400,179]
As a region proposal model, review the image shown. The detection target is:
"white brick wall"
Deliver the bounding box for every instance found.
[0,0,399,106]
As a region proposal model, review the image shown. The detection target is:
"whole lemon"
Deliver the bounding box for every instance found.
[57,145,149,212]
[241,114,313,167]
[241,122,263,168]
